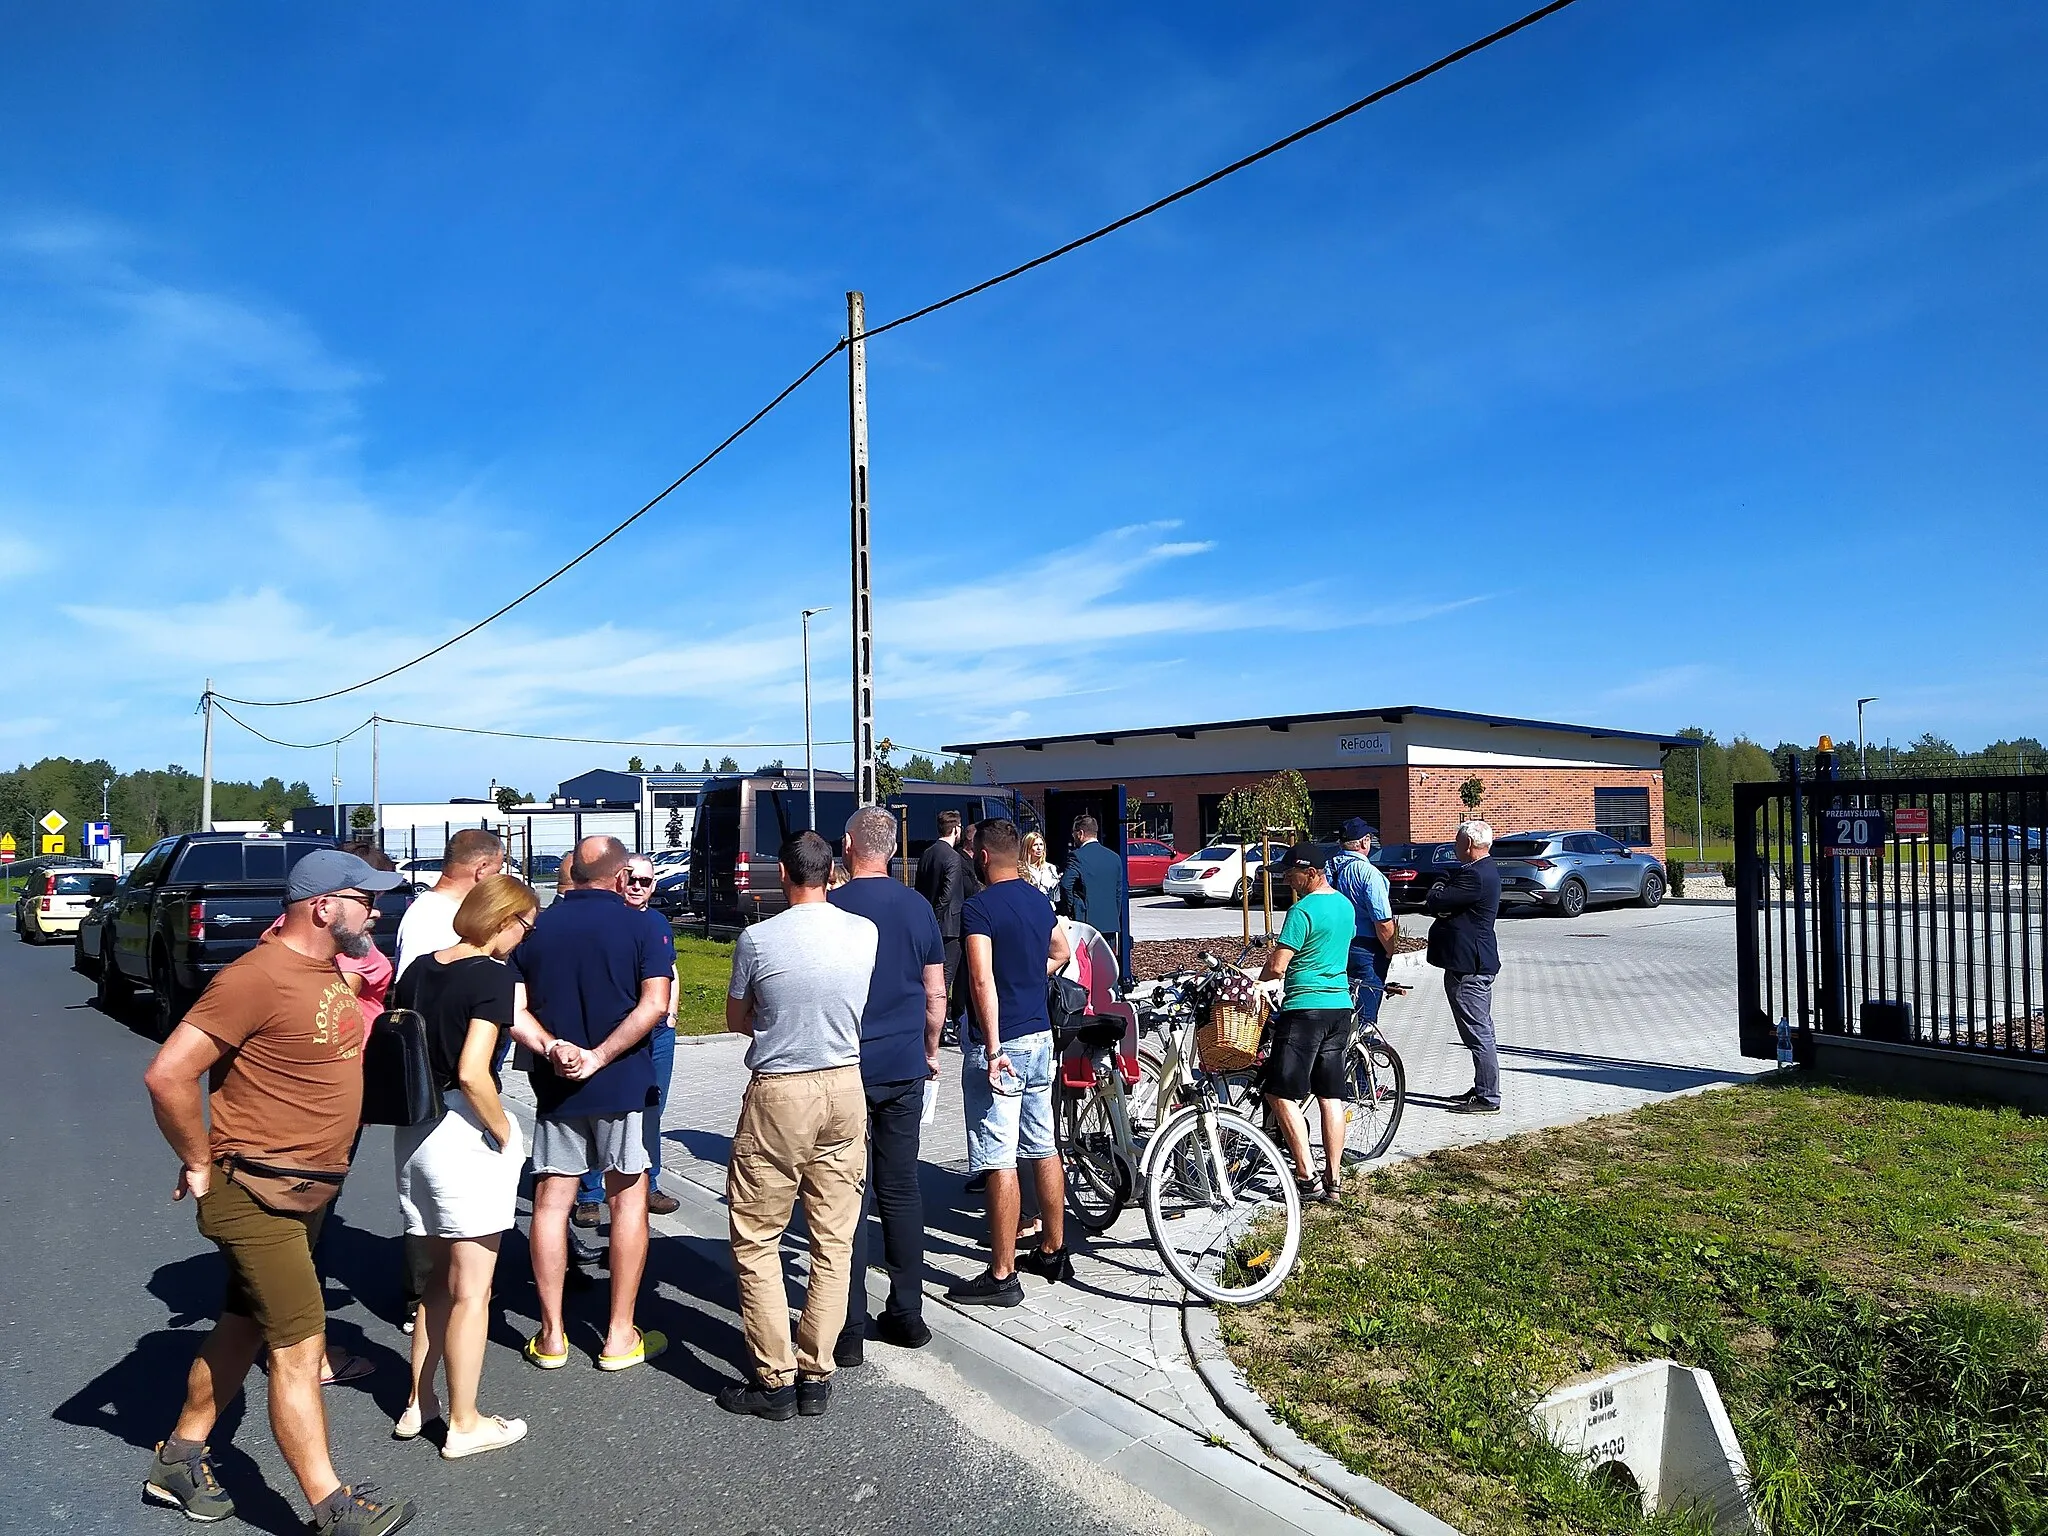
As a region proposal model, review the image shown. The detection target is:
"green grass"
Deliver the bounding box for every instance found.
[1224,1081,2048,1536]
[670,932,736,1036]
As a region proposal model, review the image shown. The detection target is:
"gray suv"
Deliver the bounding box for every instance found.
[1492,831,1666,917]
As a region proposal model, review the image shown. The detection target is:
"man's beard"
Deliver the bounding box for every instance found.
[328,917,374,959]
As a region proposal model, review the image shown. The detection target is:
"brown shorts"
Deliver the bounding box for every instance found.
[196,1173,331,1350]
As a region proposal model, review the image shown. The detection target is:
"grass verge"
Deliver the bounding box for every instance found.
[671,932,736,1036]
[1224,1080,2048,1535]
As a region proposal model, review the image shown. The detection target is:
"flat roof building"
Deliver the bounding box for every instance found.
[946,705,1685,854]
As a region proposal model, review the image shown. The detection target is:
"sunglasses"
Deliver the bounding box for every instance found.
[625,875,656,888]
[325,890,379,910]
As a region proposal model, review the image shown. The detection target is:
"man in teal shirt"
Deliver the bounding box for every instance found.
[1257,843,1356,1202]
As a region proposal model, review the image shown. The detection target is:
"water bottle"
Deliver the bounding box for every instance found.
[1775,1015,1793,1069]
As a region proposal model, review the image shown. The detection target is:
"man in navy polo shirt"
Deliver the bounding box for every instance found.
[828,806,947,1362]
[513,835,674,1372]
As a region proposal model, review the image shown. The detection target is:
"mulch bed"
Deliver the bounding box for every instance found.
[1129,932,1425,981]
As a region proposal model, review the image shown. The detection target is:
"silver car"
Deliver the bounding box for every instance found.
[1492,830,1666,917]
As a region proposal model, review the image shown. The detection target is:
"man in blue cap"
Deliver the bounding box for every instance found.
[1326,818,1398,1036]
[141,847,417,1536]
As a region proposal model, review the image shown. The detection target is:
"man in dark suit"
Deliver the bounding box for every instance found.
[1424,820,1503,1114]
[1057,814,1126,961]
[915,811,967,1021]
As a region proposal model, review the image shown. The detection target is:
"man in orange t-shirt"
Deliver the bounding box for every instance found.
[141,849,417,1536]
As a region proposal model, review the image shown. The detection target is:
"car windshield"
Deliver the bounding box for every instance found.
[1492,839,1554,858]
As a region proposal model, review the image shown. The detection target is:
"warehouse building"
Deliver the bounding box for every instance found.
[946,705,1682,855]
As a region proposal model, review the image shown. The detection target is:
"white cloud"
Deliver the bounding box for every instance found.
[0,530,52,580]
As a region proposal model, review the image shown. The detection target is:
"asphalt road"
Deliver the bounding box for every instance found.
[0,921,1194,1536]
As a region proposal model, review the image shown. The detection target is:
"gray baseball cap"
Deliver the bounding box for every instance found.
[287,847,405,903]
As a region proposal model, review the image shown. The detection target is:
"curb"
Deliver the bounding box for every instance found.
[1182,1304,1464,1536]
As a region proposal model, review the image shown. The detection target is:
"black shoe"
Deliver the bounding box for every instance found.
[717,1374,797,1421]
[833,1331,864,1368]
[1447,1098,1501,1115]
[963,1171,989,1195]
[571,1201,602,1229]
[945,1268,1023,1307]
[1017,1245,1076,1283]
[875,1313,932,1350]
[797,1375,831,1417]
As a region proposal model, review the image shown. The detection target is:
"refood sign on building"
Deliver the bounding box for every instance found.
[1334,731,1393,762]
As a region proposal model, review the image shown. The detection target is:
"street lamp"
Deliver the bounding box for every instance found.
[801,606,832,831]
[1856,697,1879,778]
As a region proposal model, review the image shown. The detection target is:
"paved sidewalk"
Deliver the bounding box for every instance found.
[511,905,1753,1529]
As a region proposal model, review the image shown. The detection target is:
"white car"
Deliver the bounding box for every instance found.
[1162,843,1272,905]
[395,857,443,890]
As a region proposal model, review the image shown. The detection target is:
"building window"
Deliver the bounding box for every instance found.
[1198,794,1230,842]
[652,791,697,810]
[1128,801,1173,842]
[1594,787,1651,847]
[1308,789,1381,842]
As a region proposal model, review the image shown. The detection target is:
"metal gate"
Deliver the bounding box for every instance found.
[1736,752,2047,1063]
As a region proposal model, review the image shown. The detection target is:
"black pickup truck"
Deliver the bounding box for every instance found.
[93,831,410,1037]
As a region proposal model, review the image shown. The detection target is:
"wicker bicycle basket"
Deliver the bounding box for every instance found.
[1195,970,1268,1073]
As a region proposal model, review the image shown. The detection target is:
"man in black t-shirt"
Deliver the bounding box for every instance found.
[827,808,947,1360]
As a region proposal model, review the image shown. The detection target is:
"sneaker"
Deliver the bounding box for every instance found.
[945,1268,1023,1308]
[717,1374,797,1421]
[646,1189,680,1216]
[571,1201,602,1228]
[143,1442,235,1524]
[1447,1098,1500,1115]
[875,1313,933,1350]
[833,1331,865,1368]
[963,1171,989,1195]
[797,1375,831,1417]
[312,1483,416,1536]
[1017,1245,1075,1283]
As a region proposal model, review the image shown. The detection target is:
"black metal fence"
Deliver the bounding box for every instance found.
[1737,755,2046,1063]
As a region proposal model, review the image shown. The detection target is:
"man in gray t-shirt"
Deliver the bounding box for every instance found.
[719,831,878,1420]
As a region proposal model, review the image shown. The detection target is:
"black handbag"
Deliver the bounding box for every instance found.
[1047,973,1090,1037]
[360,1008,445,1128]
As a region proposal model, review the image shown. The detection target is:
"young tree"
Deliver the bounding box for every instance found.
[493,786,527,814]
[1215,770,1314,848]
[717,755,738,773]
[1458,776,1486,815]
[700,758,713,773]
[665,806,685,848]
[627,755,645,773]
[348,805,375,834]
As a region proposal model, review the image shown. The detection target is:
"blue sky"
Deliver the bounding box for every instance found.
[4,1,2045,800]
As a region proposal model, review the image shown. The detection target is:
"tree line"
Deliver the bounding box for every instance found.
[1661,729,2048,844]
[0,757,316,855]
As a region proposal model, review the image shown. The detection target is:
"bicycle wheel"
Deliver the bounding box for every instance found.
[1142,1105,1301,1305]
[1342,1036,1405,1163]
[1058,1083,1134,1233]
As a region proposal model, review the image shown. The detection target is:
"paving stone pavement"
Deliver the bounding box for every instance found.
[512,905,1758,1452]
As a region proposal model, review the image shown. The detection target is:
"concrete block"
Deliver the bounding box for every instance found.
[1532,1359,1754,1533]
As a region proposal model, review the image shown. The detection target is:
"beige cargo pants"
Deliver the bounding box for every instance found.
[726,1064,868,1387]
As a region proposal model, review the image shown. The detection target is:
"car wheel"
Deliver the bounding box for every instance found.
[151,949,190,1039]
[1557,879,1588,918]
[1638,872,1665,909]
[1230,878,1248,904]
[1949,846,1967,866]
[97,954,135,1010]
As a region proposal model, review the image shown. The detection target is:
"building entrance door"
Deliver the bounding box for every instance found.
[1044,784,1131,978]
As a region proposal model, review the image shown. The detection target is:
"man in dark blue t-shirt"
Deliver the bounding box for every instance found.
[512,836,673,1372]
[826,807,947,1360]
[949,818,1073,1308]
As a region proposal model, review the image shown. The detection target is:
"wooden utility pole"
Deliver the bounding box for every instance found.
[200,679,215,833]
[848,291,876,806]
[372,715,382,853]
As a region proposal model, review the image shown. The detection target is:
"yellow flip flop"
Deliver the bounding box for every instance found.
[597,1328,668,1373]
[522,1334,569,1370]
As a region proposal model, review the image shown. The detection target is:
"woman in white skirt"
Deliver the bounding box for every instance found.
[389,873,546,1459]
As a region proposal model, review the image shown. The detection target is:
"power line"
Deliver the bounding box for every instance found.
[862,0,1583,340]
[212,701,373,751]
[377,716,853,751]
[215,340,847,708]
[214,1,1580,711]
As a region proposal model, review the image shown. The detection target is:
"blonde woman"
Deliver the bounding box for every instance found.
[1020,832,1060,898]
[390,874,550,1458]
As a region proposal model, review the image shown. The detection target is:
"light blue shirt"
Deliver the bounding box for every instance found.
[1327,850,1393,942]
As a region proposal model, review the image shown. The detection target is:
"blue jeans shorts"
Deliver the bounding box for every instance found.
[961,1029,1056,1172]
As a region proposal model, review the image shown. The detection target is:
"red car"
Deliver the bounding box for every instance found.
[1125,838,1180,893]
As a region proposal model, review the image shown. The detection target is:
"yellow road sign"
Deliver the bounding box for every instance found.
[0,833,14,853]
[39,810,67,835]
[41,834,66,855]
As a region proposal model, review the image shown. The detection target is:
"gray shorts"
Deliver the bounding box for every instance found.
[530,1112,652,1178]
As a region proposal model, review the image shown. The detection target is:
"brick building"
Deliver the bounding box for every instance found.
[945,705,1681,856]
